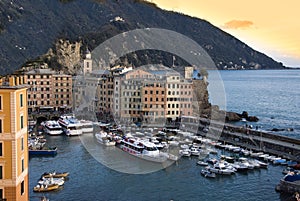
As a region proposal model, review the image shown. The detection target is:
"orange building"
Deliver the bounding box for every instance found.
[0,76,29,201]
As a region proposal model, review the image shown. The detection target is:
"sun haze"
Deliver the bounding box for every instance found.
[150,0,300,67]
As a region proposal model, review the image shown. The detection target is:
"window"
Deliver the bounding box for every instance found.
[0,95,2,110]
[0,189,3,200]
[0,119,2,133]
[20,94,23,107]
[21,137,24,151]
[20,115,24,129]
[21,159,24,172]
[21,180,25,195]
[0,166,2,179]
[0,143,2,156]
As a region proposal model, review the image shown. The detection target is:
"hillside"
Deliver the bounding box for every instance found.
[0,0,285,75]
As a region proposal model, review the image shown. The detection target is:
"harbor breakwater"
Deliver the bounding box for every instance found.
[181,117,300,163]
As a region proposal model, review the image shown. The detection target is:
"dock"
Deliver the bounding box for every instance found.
[181,117,300,162]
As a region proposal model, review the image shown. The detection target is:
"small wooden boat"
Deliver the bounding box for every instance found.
[42,171,69,178]
[33,184,60,192]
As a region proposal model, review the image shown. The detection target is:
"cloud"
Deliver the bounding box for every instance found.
[222,20,254,29]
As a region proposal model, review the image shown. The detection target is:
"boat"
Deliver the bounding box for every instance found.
[201,169,216,178]
[29,146,57,156]
[44,120,63,136]
[38,177,65,186]
[282,167,299,175]
[80,120,94,133]
[42,171,69,178]
[118,137,169,163]
[179,149,191,157]
[58,114,82,136]
[197,160,209,166]
[190,147,200,156]
[95,131,116,146]
[209,162,235,175]
[33,184,60,192]
[254,159,269,169]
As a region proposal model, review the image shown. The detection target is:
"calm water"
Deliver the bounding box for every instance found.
[209,69,300,139]
[29,70,299,201]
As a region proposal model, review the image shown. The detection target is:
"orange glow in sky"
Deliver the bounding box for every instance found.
[150,0,300,67]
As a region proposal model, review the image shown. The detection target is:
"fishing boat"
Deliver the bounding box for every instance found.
[44,120,63,135]
[33,184,60,192]
[58,114,82,136]
[118,137,169,163]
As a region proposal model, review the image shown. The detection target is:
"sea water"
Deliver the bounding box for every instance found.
[208,69,300,139]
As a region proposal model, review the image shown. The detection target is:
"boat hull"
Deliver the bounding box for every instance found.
[29,147,57,156]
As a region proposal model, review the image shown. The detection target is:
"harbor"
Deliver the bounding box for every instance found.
[28,115,300,200]
[28,127,299,201]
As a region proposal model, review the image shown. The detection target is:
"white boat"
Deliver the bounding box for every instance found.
[58,115,82,136]
[80,120,94,133]
[119,137,169,163]
[38,177,64,186]
[44,121,64,136]
[238,157,255,169]
[254,159,269,168]
[95,131,116,146]
[197,160,209,166]
[190,147,200,156]
[209,162,235,175]
[179,149,191,157]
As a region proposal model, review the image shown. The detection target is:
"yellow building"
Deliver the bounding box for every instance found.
[0,76,28,201]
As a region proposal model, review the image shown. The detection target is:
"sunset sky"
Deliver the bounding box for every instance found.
[150,0,300,67]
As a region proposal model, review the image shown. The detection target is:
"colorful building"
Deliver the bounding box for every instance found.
[0,76,29,201]
[25,69,72,113]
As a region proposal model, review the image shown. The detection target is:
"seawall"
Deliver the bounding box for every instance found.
[182,117,300,162]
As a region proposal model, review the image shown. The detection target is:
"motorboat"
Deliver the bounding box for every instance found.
[209,162,235,175]
[44,121,63,135]
[190,147,200,156]
[118,137,169,163]
[179,149,191,157]
[197,160,209,166]
[254,159,269,169]
[95,131,116,146]
[201,169,216,178]
[58,114,82,136]
[80,119,94,133]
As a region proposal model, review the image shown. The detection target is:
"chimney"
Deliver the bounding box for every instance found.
[9,76,15,86]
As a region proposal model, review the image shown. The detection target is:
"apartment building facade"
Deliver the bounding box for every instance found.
[25,69,72,113]
[0,76,29,201]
